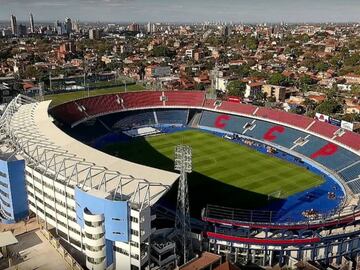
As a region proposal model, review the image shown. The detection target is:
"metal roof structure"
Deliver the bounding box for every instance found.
[0,95,179,209]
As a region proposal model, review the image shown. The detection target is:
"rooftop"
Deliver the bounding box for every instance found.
[0,231,18,247]
[180,252,222,270]
[5,96,179,207]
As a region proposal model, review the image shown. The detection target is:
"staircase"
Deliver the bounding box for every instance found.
[188,112,202,128]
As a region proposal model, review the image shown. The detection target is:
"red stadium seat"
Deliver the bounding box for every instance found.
[50,91,360,153]
[218,101,258,115]
[164,91,205,107]
[309,120,339,138]
[335,131,360,151]
[255,107,313,129]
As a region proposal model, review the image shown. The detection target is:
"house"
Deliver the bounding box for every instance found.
[245,81,264,98]
[337,84,352,92]
[214,261,241,270]
[346,105,360,114]
[215,76,234,92]
[0,83,17,103]
[179,252,222,270]
[343,73,360,84]
[307,94,326,103]
[185,49,194,59]
[145,65,171,80]
[262,84,287,102]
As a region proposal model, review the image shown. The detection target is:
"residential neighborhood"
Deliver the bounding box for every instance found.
[1,18,360,130]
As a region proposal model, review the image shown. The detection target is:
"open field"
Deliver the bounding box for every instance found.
[44,84,145,107]
[103,129,324,216]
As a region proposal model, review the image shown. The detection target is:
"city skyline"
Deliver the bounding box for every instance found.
[1,0,360,23]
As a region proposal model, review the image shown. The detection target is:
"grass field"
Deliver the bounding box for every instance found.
[45,84,145,107]
[103,129,324,217]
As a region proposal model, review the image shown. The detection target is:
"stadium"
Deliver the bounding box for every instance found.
[1,90,360,270]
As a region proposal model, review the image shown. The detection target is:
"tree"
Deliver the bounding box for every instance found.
[325,85,338,100]
[350,85,360,97]
[23,65,41,80]
[152,46,174,57]
[315,100,342,115]
[195,83,206,90]
[342,113,360,122]
[0,48,12,60]
[315,61,329,72]
[298,75,314,86]
[303,98,317,114]
[229,64,251,78]
[297,75,315,94]
[268,73,291,86]
[245,36,258,51]
[227,80,246,97]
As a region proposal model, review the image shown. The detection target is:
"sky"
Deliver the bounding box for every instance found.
[0,0,360,23]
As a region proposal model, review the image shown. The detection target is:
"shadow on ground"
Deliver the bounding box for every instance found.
[102,137,284,220]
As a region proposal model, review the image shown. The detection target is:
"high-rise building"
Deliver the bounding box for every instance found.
[89,28,102,40]
[128,23,140,32]
[10,15,17,36]
[18,24,27,36]
[65,17,72,35]
[146,22,157,34]
[55,20,65,35]
[29,13,35,33]
[146,22,152,33]
[2,29,12,38]
[72,20,80,33]
[223,25,231,37]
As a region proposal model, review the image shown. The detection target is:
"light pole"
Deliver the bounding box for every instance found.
[174,145,193,265]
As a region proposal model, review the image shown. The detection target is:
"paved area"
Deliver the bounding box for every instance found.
[0,217,39,236]
[0,230,71,270]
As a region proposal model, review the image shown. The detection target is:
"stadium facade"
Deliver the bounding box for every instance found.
[0,153,28,224]
[1,91,360,269]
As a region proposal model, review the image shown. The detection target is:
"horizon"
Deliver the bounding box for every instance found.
[0,0,360,23]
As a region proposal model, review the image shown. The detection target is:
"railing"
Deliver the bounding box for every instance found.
[203,204,360,230]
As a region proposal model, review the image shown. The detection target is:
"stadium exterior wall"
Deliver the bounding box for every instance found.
[206,229,360,266]
[25,156,152,270]
[0,158,28,224]
[0,96,159,270]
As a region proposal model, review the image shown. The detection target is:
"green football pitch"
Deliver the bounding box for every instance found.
[103,129,324,216]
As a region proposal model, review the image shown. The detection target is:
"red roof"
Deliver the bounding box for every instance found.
[215,262,241,270]
[23,82,35,90]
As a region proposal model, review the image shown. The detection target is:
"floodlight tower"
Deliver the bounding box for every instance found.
[174,145,193,265]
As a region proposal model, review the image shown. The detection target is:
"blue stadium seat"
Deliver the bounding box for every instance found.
[294,135,360,171]
[199,111,252,134]
[312,147,359,171]
[339,163,360,182]
[347,179,360,194]
[111,111,156,129]
[244,120,307,148]
[156,109,189,125]
[244,120,274,140]
[293,135,329,157]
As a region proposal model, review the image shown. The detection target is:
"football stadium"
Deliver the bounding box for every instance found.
[1,90,360,269]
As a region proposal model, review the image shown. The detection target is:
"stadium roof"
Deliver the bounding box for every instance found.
[1,95,179,208]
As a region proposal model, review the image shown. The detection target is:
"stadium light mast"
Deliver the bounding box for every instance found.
[174,144,193,265]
